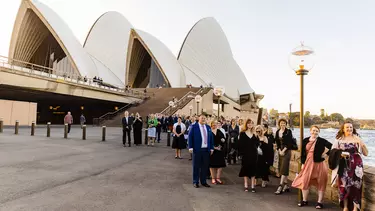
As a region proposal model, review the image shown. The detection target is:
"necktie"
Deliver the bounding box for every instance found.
[202,125,207,145]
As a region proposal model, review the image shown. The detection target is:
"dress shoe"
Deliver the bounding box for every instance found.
[201,184,211,188]
[193,184,199,188]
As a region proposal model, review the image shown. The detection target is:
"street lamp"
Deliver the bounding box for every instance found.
[189,105,193,116]
[289,43,315,201]
[213,86,225,119]
[194,95,202,115]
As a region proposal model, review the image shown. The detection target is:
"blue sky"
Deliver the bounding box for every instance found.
[0,0,374,119]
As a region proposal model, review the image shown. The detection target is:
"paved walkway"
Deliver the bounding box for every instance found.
[0,126,341,211]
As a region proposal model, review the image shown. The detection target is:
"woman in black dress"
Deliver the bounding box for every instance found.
[172,117,186,159]
[255,125,272,187]
[228,119,240,164]
[238,119,259,193]
[133,113,143,146]
[209,120,226,185]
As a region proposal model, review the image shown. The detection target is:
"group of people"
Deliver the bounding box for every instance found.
[120,110,369,211]
[186,115,368,211]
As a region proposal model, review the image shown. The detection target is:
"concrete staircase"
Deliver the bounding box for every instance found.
[104,88,200,127]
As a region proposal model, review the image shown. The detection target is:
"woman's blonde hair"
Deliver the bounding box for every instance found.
[241,118,255,132]
[255,125,265,136]
[210,120,217,128]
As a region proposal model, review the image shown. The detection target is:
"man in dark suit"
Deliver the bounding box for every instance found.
[156,114,162,143]
[188,114,214,188]
[122,111,133,147]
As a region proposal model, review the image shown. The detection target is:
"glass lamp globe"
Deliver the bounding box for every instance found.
[288,44,316,74]
[214,86,225,97]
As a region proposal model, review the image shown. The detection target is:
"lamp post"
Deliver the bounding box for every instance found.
[189,105,193,116]
[289,43,315,201]
[213,86,225,119]
[194,95,202,115]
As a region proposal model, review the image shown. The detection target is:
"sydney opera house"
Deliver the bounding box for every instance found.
[0,0,262,125]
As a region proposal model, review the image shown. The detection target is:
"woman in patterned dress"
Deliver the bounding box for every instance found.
[332,121,368,211]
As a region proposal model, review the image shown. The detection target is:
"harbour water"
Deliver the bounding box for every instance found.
[282,128,375,167]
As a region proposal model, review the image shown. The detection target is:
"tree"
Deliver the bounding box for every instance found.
[330,113,344,123]
[320,109,325,118]
[311,115,322,124]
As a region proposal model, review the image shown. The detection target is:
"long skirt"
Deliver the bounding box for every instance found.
[292,141,328,191]
[279,150,291,176]
[133,129,142,145]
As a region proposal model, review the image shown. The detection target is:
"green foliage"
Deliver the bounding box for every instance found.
[330,113,344,123]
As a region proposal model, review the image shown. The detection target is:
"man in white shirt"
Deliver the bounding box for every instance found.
[188,114,214,188]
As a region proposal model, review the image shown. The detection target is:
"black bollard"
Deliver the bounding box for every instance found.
[15,120,19,135]
[64,124,68,139]
[47,122,51,137]
[102,126,106,141]
[31,121,35,136]
[167,130,171,146]
[82,125,86,140]
[0,118,3,133]
[144,129,148,145]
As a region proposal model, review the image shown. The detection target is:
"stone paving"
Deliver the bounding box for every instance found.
[0,126,341,211]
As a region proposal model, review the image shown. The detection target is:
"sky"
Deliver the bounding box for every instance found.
[0,0,374,119]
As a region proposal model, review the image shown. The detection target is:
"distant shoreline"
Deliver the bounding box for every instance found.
[288,126,375,130]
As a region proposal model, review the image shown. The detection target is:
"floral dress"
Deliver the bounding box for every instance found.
[336,142,363,210]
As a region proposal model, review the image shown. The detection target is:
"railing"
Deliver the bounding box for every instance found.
[92,99,142,126]
[160,88,211,116]
[0,55,147,99]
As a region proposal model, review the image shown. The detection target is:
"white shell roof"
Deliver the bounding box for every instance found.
[178,17,254,99]
[84,11,133,86]
[29,0,99,78]
[10,0,124,87]
[135,29,186,87]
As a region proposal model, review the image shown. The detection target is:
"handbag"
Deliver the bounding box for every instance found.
[257,146,263,155]
[291,137,298,150]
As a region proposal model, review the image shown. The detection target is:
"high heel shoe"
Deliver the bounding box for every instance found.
[216,179,223,185]
[275,185,283,195]
[298,201,308,207]
[282,184,290,193]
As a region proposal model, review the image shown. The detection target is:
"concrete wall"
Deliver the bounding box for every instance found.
[280,151,374,211]
[0,100,37,126]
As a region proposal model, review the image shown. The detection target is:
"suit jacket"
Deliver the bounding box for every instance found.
[188,123,214,152]
[122,116,133,130]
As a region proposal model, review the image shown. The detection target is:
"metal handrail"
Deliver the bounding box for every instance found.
[160,88,211,116]
[0,55,147,98]
[92,100,142,126]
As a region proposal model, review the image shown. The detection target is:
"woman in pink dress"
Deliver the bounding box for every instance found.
[292,125,332,209]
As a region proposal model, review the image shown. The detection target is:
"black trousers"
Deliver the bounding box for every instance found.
[123,129,131,146]
[156,129,161,142]
[68,124,71,133]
